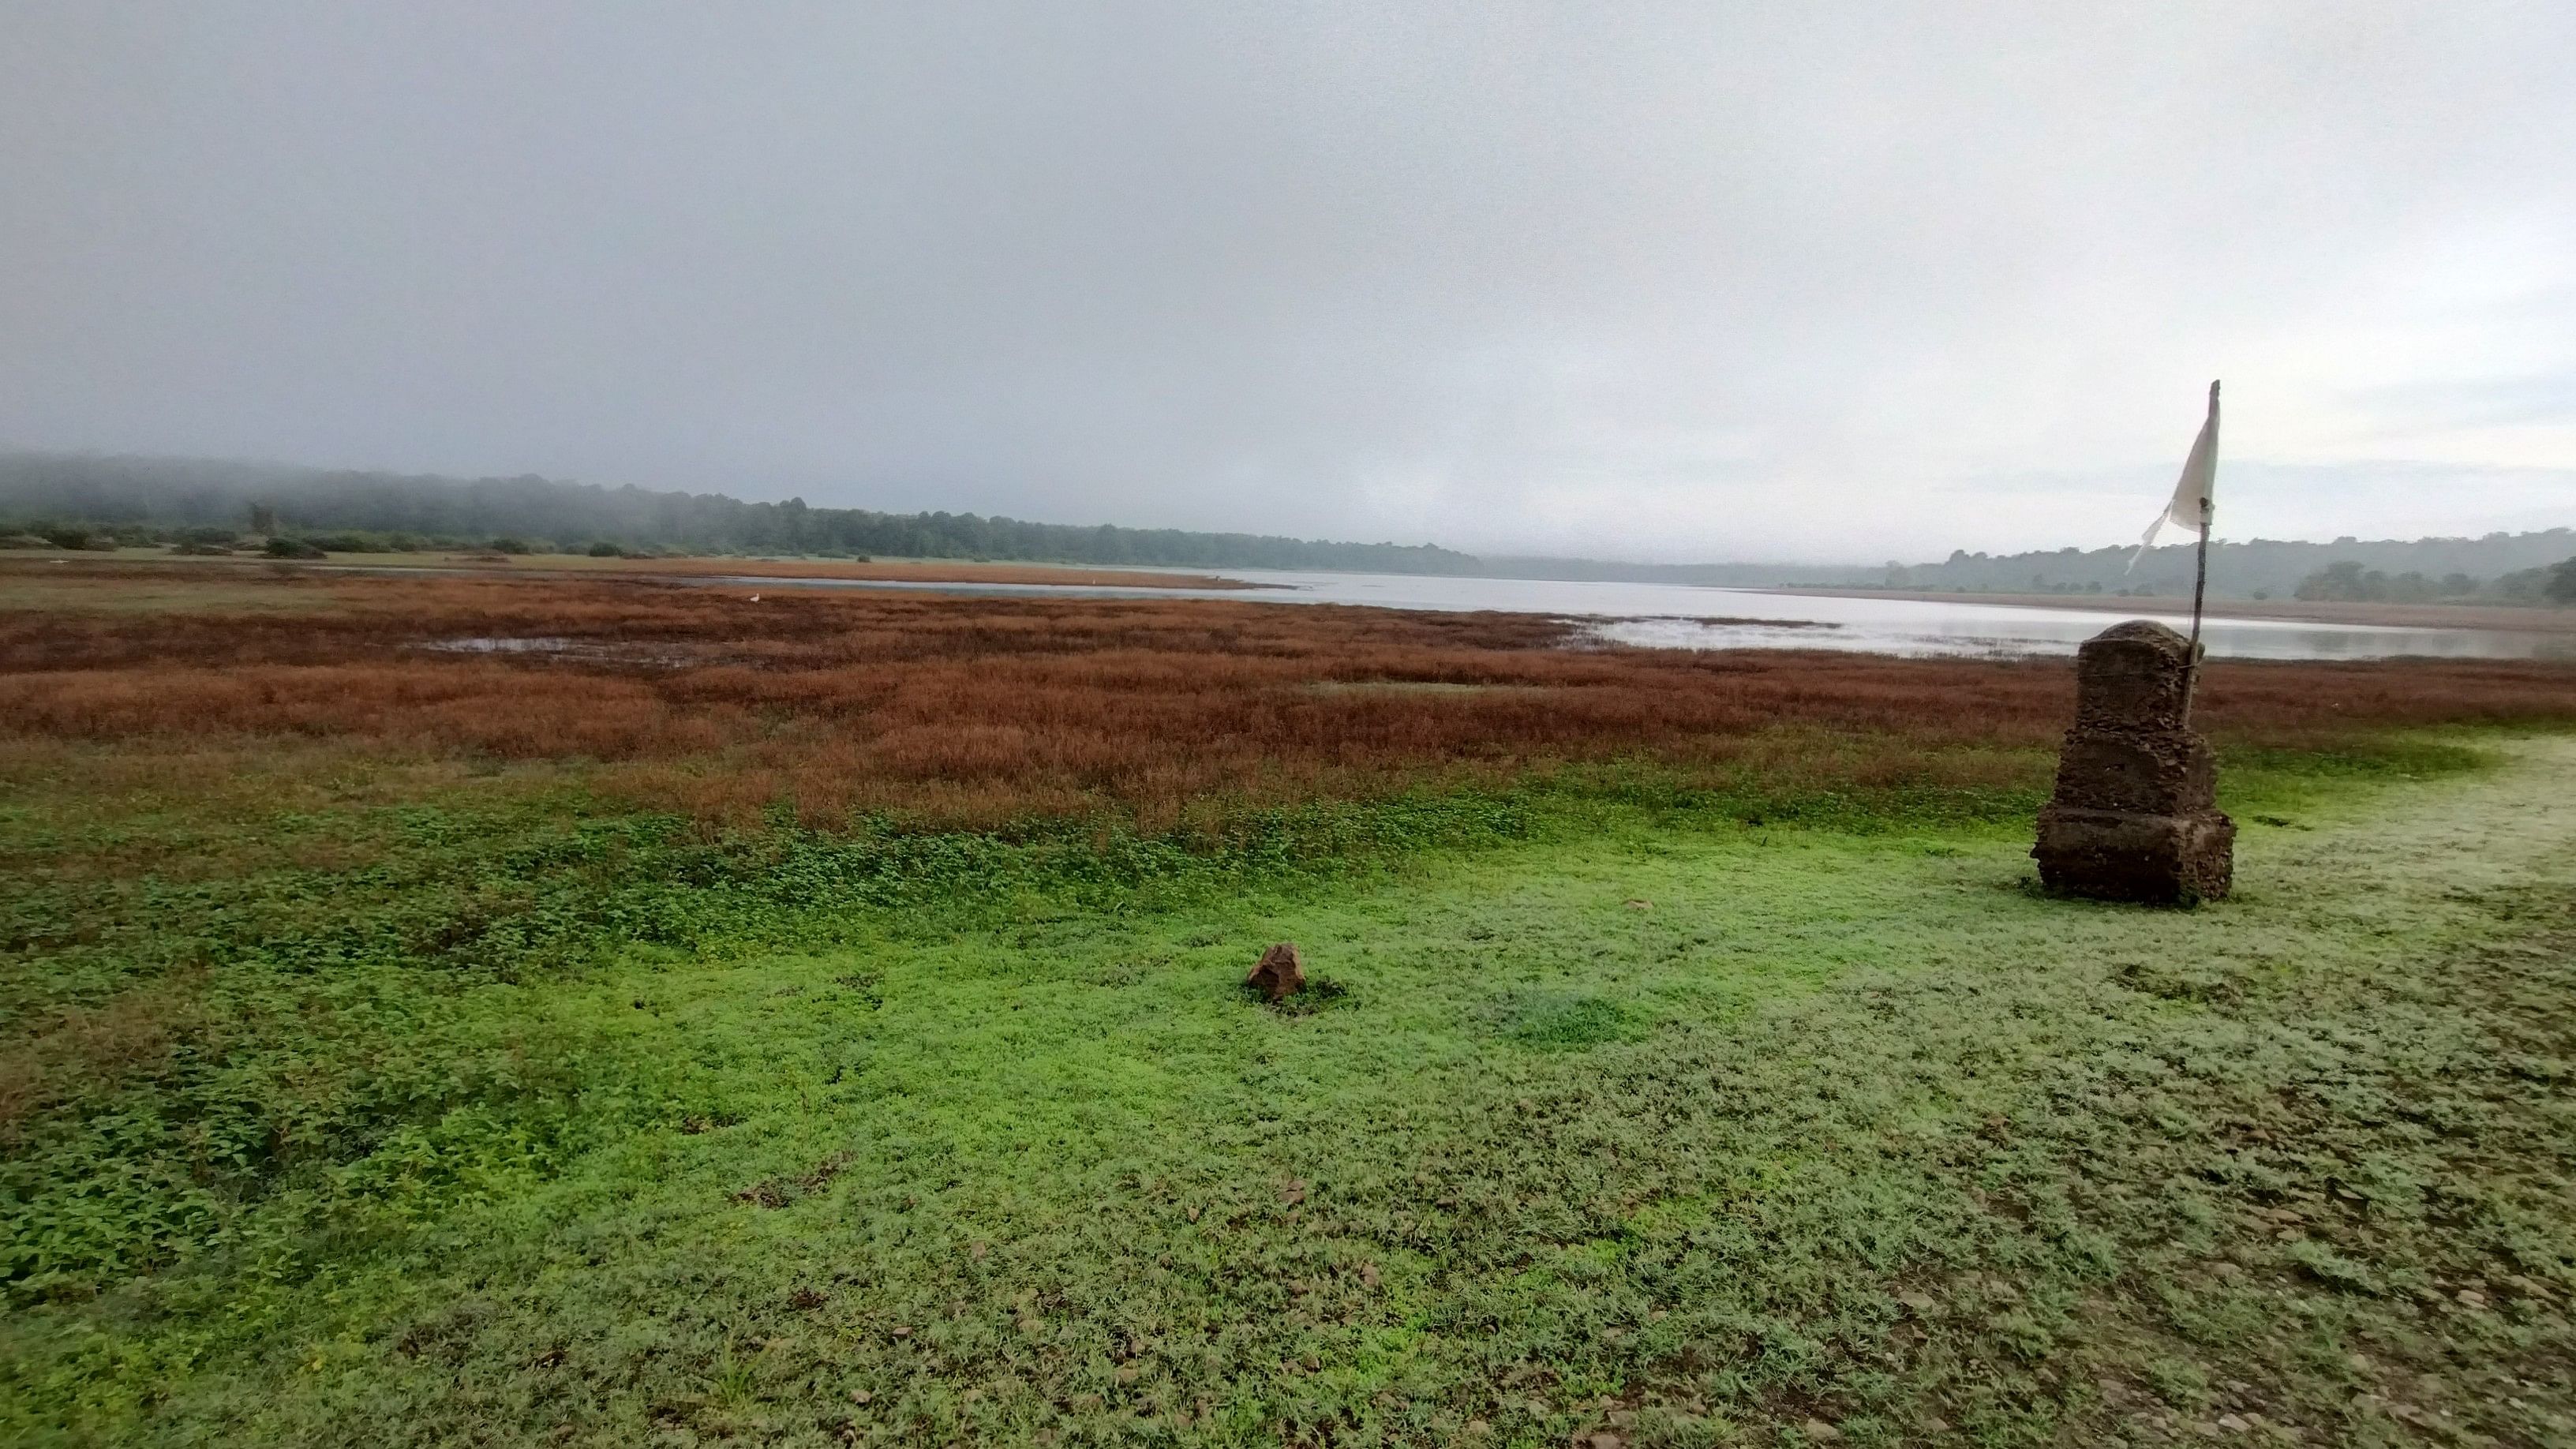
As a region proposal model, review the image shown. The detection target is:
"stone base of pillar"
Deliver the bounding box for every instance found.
[2034,803,2234,904]
[2031,620,2234,906]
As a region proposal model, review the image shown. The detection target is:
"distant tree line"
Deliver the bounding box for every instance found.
[2292,557,2576,606]
[1871,530,2576,603]
[4,450,2568,602]
[0,452,1483,574]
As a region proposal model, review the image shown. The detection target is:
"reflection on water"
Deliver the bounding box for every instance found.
[418,635,700,667]
[1585,612,2545,661]
[705,568,2565,661]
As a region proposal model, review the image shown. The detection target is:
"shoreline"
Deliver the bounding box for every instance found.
[1758,586,2576,635]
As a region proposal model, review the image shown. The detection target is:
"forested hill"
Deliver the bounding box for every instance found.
[4,450,2567,599]
[1874,530,2576,602]
[1477,535,2572,600]
[0,452,1481,574]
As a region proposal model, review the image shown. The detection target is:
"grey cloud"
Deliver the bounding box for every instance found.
[2346,371,2576,432]
[2,2,2571,561]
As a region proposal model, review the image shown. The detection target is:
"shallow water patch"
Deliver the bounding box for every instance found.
[414,635,702,668]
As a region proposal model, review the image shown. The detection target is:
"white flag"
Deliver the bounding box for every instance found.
[2129,380,2219,571]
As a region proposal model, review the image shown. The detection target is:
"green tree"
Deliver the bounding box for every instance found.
[2296,561,2378,601]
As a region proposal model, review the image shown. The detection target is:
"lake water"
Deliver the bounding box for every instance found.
[713,567,2564,661]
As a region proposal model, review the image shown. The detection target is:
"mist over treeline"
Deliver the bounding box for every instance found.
[1874,534,2576,603]
[2,451,2568,601]
[0,452,1479,575]
[1473,539,2573,601]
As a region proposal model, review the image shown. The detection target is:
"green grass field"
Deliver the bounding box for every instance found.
[5,733,2573,1446]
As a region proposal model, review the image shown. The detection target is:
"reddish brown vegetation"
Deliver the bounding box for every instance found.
[6,560,2574,830]
[546,555,1259,588]
[105,550,1254,590]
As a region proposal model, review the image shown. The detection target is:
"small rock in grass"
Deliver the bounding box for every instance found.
[1803,1420,1841,1441]
[1247,942,1304,1000]
[2217,1413,2250,1432]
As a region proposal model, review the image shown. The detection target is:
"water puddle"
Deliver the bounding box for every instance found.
[416,636,702,668]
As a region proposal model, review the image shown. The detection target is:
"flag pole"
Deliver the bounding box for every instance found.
[2183,379,2218,721]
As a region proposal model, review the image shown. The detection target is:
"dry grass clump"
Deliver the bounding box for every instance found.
[5,560,2574,832]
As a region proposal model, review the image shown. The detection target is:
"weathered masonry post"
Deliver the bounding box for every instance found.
[2032,620,2233,904]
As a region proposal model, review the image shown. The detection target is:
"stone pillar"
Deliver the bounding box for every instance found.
[2032,620,2233,904]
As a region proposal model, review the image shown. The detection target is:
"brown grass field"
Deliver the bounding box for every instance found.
[5,545,1257,590]
[9,557,2576,837]
[392,550,1264,590]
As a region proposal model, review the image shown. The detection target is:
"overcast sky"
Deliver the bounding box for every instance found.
[4,2,2571,562]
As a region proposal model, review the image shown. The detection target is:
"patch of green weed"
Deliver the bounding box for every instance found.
[2,729,2570,1446]
[1493,990,1643,1050]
